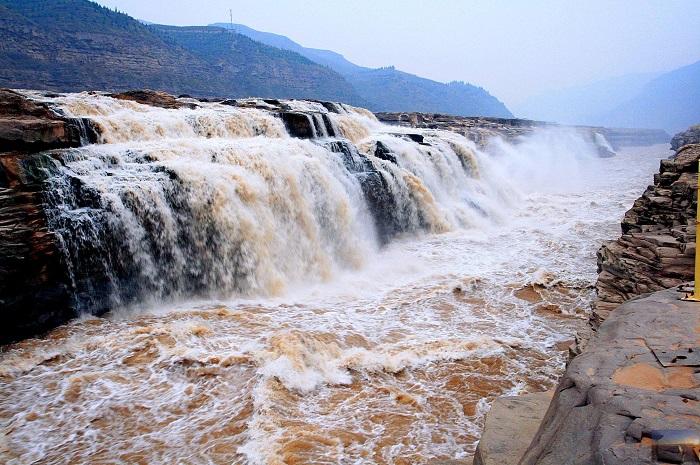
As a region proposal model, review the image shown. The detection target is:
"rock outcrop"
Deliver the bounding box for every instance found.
[376,111,669,150]
[0,89,91,151]
[593,141,699,327]
[110,90,198,110]
[671,125,700,151]
[0,89,367,344]
[0,89,100,343]
[520,287,700,465]
[0,89,488,344]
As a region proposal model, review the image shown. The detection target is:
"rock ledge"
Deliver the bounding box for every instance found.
[520,287,700,465]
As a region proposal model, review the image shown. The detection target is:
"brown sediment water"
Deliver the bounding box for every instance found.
[0,92,668,464]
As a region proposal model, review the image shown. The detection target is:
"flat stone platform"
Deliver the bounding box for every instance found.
[522,287,700,464]
[475,287,700,465]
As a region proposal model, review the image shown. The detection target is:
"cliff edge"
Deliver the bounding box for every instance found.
[593,128,700,328]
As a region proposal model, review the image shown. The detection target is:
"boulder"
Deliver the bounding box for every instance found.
[473,391,553,465]
[281,111,316,138]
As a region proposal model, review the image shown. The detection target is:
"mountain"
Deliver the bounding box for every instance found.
[211,22,513,118]
[212,22,363,76]
[151,25,361,102]
[0,0,362,102]
[514,60,700,132]
[514,72,659,125]
[600,60,700,132]
[345,67,512,116]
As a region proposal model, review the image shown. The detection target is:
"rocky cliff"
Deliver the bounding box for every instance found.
[593,130,699,328]
[0,89,367,343]
[0,89,91,343]
[376,111,669,150]
[671,124,700,151]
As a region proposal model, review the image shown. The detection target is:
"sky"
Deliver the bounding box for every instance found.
[94,0,700,107]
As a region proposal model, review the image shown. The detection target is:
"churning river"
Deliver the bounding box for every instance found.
[0,92,668,465]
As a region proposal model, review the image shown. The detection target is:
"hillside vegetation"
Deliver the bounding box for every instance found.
[0,0,362,102]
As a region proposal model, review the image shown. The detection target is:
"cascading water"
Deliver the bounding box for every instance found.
[29,92,510,313]
[0,91,668,465]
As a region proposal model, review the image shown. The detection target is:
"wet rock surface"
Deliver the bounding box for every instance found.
[376,111,669,150]
[0,89,103,343]
[593,141,699,328]
[0,89,470,343]
[0,151,74,344]
[0,88,89,151]
[110,89,198,110]
[0,90,343,343]
[520,287,700,465]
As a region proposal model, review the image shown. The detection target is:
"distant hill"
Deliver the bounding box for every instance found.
[212,22,513,118]
[514,72,659,125]
[0,0,362,102]
[346,67,512,116]
[213,22,363,76]
[600,60,700,132]
[514,60,700,132]
[151,25,361,102]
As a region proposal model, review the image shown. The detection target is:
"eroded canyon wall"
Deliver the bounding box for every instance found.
[0,89,90,342]
[593,127,700,327]
[521,287,700,465]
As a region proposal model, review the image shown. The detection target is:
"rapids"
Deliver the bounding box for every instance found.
[0,92,668,464]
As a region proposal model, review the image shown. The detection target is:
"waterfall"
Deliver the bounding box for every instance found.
[28,92,510,311]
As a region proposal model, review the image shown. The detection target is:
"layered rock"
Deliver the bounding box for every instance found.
[0,89,488,344]
[376,112,545,147]
[0,88,92,151]
[593,142,699,327]
[376,111,669,150]
[520,287,700,465]
[0,90,90,343]
[110,90,198,110]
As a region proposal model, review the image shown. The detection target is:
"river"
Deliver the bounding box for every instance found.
[0,92,668,465]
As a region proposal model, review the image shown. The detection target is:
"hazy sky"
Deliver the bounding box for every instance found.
[95,0,700,107]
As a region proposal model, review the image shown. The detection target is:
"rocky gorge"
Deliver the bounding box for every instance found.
[475,126,700,464]
[593,125,700,329]
[0,87,690,465]
[0,88,662,345]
